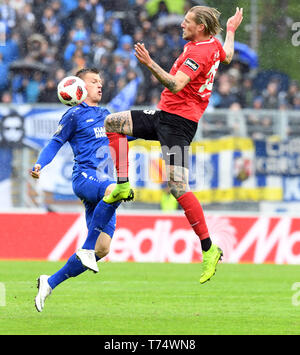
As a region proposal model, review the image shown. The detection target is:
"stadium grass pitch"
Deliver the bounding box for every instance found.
[0,261,299,335]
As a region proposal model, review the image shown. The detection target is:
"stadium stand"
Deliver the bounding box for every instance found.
[0,0,298,115]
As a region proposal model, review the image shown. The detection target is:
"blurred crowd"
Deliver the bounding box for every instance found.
[0,0,299,114]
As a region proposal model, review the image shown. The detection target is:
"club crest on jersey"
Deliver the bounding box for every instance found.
[184,58,199,72]
[54,124,63,135]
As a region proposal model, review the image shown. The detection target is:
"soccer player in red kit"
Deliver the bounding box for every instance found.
[103,6,244,283]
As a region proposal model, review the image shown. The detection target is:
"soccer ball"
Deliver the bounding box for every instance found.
[57,76,87,106]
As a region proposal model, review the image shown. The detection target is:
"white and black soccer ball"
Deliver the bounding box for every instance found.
[57,76,87,106]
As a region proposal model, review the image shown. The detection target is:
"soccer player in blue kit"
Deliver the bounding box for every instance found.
[30,68,133,312]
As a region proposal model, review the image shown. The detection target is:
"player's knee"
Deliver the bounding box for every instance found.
[104,183,116,196]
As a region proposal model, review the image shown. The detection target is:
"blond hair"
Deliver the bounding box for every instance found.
[188,6,222,36]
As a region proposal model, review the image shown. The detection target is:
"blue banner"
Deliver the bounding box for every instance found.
[254,139,300,176]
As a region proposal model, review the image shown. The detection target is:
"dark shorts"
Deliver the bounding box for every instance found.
[131,110,198,168]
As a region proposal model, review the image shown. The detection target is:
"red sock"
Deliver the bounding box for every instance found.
[106,132,129,182]
[177,191,210,240]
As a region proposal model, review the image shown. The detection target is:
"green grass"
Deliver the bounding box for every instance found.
[0,261,299,335]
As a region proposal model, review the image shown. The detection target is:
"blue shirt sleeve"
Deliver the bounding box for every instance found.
[52,109,77,144]
[35,139,63,169]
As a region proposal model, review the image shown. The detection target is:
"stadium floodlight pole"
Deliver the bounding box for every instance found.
[250,0,259,51]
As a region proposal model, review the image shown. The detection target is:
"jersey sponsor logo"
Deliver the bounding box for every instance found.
[143,109,156,115]
[94,126,106,138]
[184,58,199,72]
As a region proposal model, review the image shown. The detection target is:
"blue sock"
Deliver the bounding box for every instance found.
[48,253,100,290]
[81,200,120,250]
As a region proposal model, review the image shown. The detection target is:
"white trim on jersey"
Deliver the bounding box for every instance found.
[195,38,215,46]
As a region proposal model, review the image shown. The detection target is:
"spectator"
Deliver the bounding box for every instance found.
[239,76,255,108]
[261,80,279,109]
[0,0,16,29]
[59,0,78,16]
[152,34,170,69]
[69,17,90,43]
[88,0,105,34]
[101,21,118,50]
[228,102,247,137]
[278,80,299,109]
[38,78,58,103]
[68,0,92,32]
[54,68,67,83]
[68,48,90,74]
[293,93,300,110]
[215,80,240,108]
[63,31,90,70]
[50,0,65,24]
[25,71,44,103]
[114,34,137,67]
[0,0,297,112]
[0,29,20,64]
[150,1,169,23]
[246,96,273,139]
[40,5,60,48]
[25,33,48,62]
[1,90,12,103]
[0,53,9,96]
[16,3,35,39]
[46,23,62,48]
[92,36,111,67]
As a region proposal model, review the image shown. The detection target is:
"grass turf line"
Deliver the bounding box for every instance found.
[0,261,299,335]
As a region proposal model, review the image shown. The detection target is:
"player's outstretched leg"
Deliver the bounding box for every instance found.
[34,253,94,311]
[103,182,134,204]
[199,244,223,284]
[35,275,52,312]
[104,131,134,204]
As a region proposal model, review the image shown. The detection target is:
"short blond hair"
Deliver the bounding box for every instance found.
[188,6,222,36]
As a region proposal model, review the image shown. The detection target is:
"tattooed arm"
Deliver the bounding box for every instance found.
[222,31,235,65]
[134,42,190,94]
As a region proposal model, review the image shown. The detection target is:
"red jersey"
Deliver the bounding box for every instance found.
[158,37,226,123]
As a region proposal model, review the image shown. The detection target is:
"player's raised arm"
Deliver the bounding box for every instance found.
[134,42,190,94]
[222,7,244,65]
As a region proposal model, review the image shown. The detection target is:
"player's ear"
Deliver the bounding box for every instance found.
[198,23,206,33]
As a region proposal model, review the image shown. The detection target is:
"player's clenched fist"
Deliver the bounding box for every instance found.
[30,164,41,179]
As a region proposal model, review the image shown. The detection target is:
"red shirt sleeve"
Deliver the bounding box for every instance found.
[177,48,205,81]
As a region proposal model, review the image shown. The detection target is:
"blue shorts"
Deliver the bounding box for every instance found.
[72,170,116,238]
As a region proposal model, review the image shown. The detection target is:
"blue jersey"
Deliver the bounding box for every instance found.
[52,102,114,181]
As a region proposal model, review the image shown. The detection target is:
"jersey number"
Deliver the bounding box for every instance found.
[198,60,220,96]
